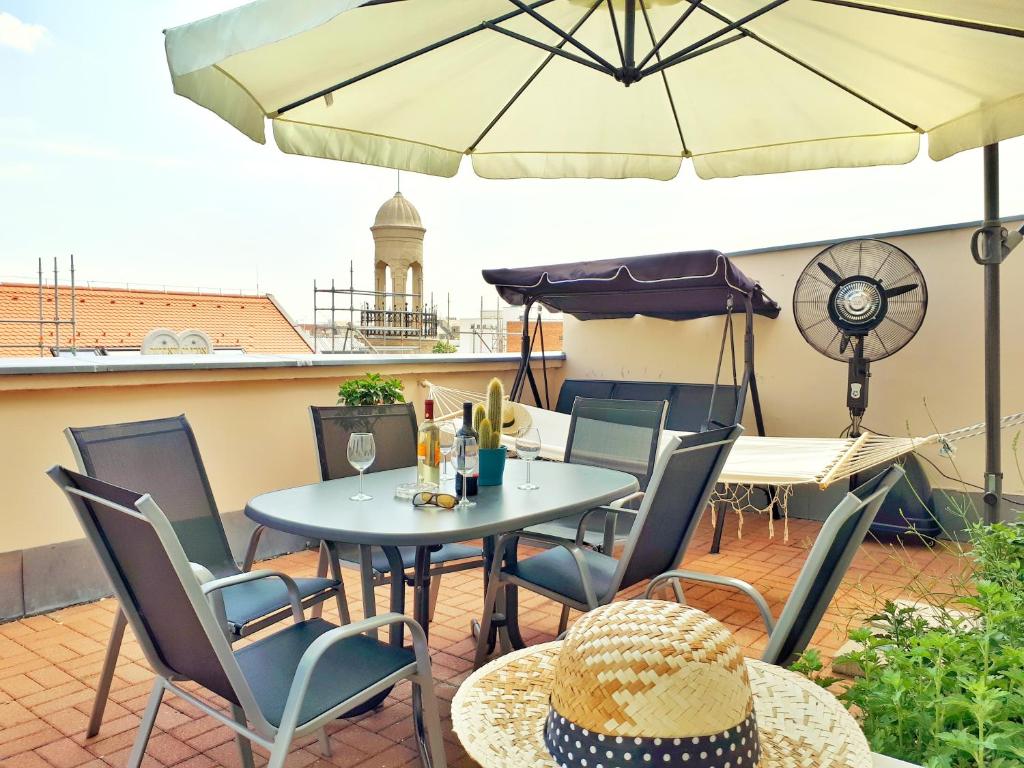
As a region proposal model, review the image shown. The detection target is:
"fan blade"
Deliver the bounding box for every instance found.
[884,282,918,298]
[839,334,851,354]
[817,262,842,285]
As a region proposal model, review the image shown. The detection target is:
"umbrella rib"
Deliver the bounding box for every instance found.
[637,0,705,70]
[639,0,689,155]
[642,0,789,77]
[606,0,626,68]
[688,0,921,131]
[274,0,558,116]
[506,0,617,71]
[810,1,1024,38]
[468,1,604,153]
[485,23,614,76]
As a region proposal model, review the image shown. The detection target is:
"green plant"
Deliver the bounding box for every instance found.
[337,372,405,406]
[473,403,486,435]
[825,519,1024,767]
[789,648,842,690]
[431,339,457,354]
[479,418,495,452]
[483,378,504,449]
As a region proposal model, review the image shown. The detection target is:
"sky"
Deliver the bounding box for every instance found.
[2,2,1024,323]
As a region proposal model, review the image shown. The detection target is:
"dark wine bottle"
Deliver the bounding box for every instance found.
[455,401,479,497]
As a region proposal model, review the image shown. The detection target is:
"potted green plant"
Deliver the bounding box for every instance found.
[474,377,507,486]
[337,372,405,406]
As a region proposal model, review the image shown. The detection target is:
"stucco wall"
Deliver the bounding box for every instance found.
[561,221,1024,496]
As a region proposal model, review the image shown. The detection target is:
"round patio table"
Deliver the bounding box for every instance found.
[245,459,638,647]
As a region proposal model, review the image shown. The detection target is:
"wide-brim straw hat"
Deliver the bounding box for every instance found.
[500,401,532,436]
[453,601,871,768]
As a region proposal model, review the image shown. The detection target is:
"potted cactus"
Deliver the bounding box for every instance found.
[474,377,508,486]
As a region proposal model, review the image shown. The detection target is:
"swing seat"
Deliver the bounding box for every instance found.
[554,379,742,432]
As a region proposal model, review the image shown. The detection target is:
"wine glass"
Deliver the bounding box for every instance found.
[438,421,457,481]
[347,433,375,501]
[515,427,541,490]
[454,435,478,509]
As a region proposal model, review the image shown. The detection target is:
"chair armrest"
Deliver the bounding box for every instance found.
[574,497,642,550]
[500,531,600,608]
[276,613,430,732]
[607,491,645,510]
[200,569,305,623]
[645,569,777,636]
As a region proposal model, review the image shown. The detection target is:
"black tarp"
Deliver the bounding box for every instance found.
[482,251,780,321]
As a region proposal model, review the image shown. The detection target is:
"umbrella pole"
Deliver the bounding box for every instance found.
[981,143,1003,524]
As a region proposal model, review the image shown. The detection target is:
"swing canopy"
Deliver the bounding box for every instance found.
[482,251,781,321]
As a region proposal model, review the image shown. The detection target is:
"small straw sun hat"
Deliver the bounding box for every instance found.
[453,600,870,768]
[500,401,532,436]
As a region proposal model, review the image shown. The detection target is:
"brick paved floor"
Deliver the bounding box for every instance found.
[0,514,964,768]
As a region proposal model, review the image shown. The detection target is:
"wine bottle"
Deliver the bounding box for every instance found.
[455,401,479,497]
[417,399,441,487]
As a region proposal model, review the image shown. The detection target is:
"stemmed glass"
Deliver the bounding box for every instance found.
[516,427,541,490]
[347,433,376,501]
[454,435,478,510]
[438,422,457,481]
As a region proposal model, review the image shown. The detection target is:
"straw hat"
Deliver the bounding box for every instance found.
[453,601,870,768]
[500,401,532,436]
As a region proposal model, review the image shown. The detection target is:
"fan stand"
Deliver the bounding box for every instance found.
[847,336,870,439]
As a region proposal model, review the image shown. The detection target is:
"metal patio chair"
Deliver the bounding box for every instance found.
[66,415,345,738]
[524,396,667,553]
[47,467,446,768]
[473,426,741,667]
[644,465,905,667]
[303,404,483,621]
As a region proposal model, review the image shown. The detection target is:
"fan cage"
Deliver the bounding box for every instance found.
[793,239,928,363]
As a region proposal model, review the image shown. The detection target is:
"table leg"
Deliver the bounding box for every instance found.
[501,539,526,651]
[412,546,432,643]
[381,546,406,648]
[710,501,727,555]
[358,544,377,641]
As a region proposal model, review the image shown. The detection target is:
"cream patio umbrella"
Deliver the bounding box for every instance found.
[165,0,1024,520]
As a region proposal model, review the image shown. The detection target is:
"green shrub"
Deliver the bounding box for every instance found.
[431,339,457,354]
[337,372,405,406]
[819,519,1024,767]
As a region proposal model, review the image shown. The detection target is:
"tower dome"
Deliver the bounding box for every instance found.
[373,191,423,230]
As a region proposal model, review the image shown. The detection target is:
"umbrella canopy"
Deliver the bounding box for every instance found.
[482,251,781,320]
[165,1,1024,180]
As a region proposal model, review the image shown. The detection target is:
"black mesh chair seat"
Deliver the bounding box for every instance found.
[505,547,618,605]
[222,577,339,634]
[235,617,415,728]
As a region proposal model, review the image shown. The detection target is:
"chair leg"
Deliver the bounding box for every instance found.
[311,540,330,619]
[427,574,442,623]
[670,577,686,604]
[473,574,503,669]
[317,729,332,758]
[231,704,256,768]
[412,676,448,768]
[242,524,266,572]
[126,679,163,768]
[265,730,293,768]
[86,608,128,738]
[557,605,571,636]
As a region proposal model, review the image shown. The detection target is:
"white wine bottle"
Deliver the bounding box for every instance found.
[417,399,441,486]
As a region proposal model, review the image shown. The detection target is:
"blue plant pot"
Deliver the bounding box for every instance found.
[478,446,507,486]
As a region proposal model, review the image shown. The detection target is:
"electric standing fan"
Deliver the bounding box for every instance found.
[793,239,928,436]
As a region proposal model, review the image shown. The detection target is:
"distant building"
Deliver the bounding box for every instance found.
[0,283,312,356]
[506,319,564,353]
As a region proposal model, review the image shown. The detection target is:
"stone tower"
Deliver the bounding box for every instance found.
[371,192,424,313]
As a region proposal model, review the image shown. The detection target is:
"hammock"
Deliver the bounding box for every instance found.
[424,380,1024,538]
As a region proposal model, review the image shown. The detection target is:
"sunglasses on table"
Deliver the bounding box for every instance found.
[412,491,458,510]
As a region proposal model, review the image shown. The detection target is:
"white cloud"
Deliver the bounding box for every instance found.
[0,11,48,53]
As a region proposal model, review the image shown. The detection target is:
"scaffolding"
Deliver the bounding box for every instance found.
[0,256,77,357]
[311,262,449,354]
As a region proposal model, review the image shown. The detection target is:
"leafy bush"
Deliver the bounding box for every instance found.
[830,520,1024,767]
[432,339,457,354]
[337,372,405,406]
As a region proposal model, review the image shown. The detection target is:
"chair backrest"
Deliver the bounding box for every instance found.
[555,378,741,432]
[65,416,236,577]
[615,426,742,592]
[309,403,418,481]
[564,397,667,491]
[762,465,906,667]
[46,467,253,713]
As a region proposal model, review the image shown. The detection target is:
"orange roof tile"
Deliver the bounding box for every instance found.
[0,284,313,356]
